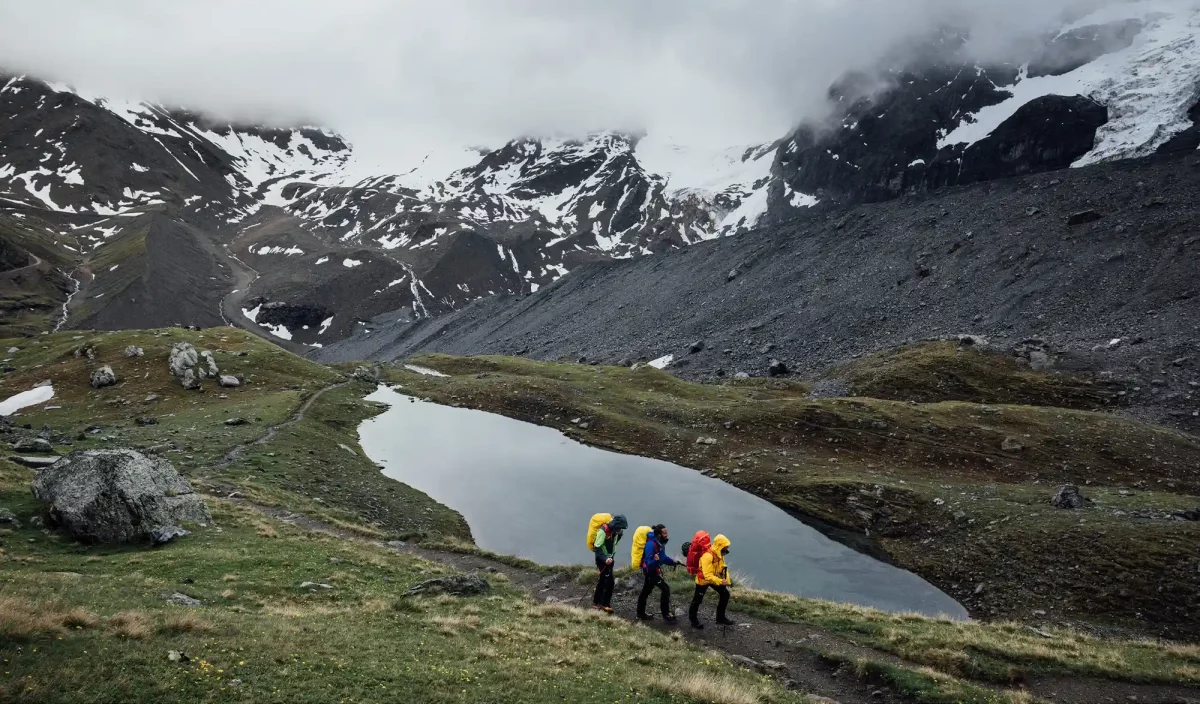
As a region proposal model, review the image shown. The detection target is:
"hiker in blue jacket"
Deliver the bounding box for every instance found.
[637,524,679,622]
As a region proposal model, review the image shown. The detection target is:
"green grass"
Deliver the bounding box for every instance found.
[815,653,1037,704]
[413,535,575,576]
[728,589,1200,686]
[0,327,468,540]
[0,482,803,704]
[383,353,1200,638]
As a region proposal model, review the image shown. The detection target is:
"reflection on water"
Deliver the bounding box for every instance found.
[360,386,967,618]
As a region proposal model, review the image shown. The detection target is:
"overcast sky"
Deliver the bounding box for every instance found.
[0,0,1100,161]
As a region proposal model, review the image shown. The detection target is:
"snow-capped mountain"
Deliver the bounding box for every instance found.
[0,70,779,344]
[778,0,1200,204]
[2,0,1199,347]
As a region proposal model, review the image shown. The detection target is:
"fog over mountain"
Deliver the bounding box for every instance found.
[0,0,1103,160]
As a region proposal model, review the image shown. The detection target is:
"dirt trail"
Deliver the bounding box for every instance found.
[0,252,43,280]
[213,380,350,469]
[190,223,310,355]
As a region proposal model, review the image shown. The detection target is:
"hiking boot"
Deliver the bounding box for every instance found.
[661,614,678,623]
[690,620,704,629]
[602,606,614,614]
[636,613,655,621]
[715,617,736,626]
[592,604,602,611]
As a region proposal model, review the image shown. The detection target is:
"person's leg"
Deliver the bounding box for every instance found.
[599,563,616,608]
[636,571,655,617]
[689,584,707,626]
[592,556,607,607]
[714,585,732,624]
[658,574,673,618]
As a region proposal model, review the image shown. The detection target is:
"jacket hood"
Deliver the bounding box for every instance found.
[712,535,730,553]
[611,514,628,531]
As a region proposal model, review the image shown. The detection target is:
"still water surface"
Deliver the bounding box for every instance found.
[360,387,966,618]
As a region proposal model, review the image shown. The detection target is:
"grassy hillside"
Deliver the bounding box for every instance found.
[0,327,468,539]
[0,471,804,704]
[387,352,1200,638]
[3,329,1199,703]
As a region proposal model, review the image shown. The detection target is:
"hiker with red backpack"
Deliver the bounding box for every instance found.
[587,513,627,613]
[683,532,735,629]
[635,524,679,622]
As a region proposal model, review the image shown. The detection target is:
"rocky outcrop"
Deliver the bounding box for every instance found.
[30,449,211,544]
[168,343,218,390]
[253,301,330,333]
[13,437,53,453]
[90,365,118,388]
[1052,485,1086,509]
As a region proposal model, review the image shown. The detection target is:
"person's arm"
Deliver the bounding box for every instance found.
[699,552,718,585]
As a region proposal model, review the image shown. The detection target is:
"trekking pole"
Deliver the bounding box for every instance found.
[570,568,606,605]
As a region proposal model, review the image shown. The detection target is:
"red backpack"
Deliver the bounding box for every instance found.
[685,531,711,577]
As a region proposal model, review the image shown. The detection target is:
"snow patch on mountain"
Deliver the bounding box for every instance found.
[938,1,1200,164]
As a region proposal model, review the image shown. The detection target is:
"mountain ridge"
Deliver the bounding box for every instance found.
[2,0,1199,348]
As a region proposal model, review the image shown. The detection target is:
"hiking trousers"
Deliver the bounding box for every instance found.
[637,568,672,617]
[593,556,615,607]
[689,583,730,623]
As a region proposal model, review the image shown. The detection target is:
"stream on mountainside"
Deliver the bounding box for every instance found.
[359,386,967,619]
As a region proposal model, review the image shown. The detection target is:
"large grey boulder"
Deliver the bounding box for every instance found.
[168,343,218,390]
[124,346,144,358]
[30,449,211,544]
[218,375,241,388]
[90,365,118,388]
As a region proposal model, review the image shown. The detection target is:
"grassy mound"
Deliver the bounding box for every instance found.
[828,341,1120,409]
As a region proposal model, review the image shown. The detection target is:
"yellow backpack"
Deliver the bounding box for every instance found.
[630,526,652,569]
[586,513,613,550]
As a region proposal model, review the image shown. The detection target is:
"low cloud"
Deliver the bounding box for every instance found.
[0,0,1107,160]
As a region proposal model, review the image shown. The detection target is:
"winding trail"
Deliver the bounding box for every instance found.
[187,221,310,355]
[213,379,350,469]
[0,252,43,281]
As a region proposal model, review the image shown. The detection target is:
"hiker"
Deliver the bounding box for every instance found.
[588,513,627,612]
[688,533,734,629]
[636,524,679,622]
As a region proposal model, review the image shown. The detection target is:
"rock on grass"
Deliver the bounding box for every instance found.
[31,449,211,544]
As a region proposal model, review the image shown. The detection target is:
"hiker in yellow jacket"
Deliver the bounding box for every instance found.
[688,534,734,629]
